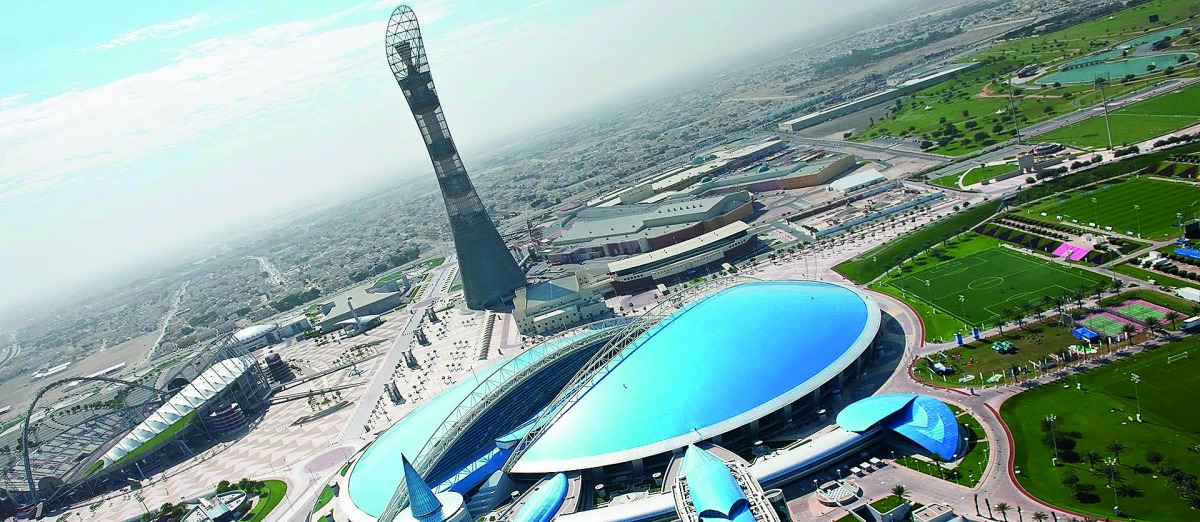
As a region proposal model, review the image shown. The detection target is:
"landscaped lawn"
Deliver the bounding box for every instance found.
[961,164,1018,187]
[911,321,1130,388]
[1001,338,1200,520]
[245,480,288,522]
[1038,82,1200,149]
[869,495,908,514]
[1114,263,1200,290]
[1025,177,1200,239]
[884,238,1110,326]
[846,0,1199,156]
[1099,290,1199,315]
[313,484,335,514]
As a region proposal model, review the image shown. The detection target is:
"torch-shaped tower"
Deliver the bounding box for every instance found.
[385,5,526,310]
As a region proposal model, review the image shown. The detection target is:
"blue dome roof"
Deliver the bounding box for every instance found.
[836,393,961,461]
[514,281,880,472]
[513,474,568,522]
[681,446,753,522]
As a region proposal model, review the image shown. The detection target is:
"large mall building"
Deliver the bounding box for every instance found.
[326,280,962,522]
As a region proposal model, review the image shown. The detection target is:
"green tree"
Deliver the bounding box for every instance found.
[1085,451,1101,471]
[891,484,907,499]
[1121,323,1137,347]
[995,502,1012,522]
[1165,311,1181,330]
[1108,441,1126,464]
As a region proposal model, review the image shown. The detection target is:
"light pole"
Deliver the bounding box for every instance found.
[1104,456,1120,516]
[1091,197,1099,225]
[959,294,967,322]
[1131,373,1142,422]
[1178,213,1185,240]
[1096,76,1114,151]
[1046,414,1060,466]
[925,280,934,310]
[1134,205,1142,238]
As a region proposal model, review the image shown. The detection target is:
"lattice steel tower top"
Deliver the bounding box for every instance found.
[385,4,526,310]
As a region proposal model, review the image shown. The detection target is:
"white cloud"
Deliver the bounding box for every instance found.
[87,14,213,51]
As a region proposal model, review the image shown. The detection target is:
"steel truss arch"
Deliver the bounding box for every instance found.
[379,318,632,520]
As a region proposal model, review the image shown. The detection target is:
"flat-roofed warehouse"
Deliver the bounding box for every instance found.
[545,192,753,264]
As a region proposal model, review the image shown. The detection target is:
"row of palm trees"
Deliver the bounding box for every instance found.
[989,280,1191,340]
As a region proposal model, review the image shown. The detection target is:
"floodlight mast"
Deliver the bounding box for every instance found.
[385,5,526,311]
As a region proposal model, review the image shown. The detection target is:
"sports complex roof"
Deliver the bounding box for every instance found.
[512,281,880,473]
[681,446,754,522]
[101,357,253,466]
[231,324,277,344]
[836,393,961,461]
[345,329,621,519]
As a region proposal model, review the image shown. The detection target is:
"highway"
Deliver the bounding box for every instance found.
[143,281,189,363]
[251,256,287,287]
[918,76,1200,185]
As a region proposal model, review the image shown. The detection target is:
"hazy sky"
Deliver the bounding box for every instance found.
[0,0,897,311]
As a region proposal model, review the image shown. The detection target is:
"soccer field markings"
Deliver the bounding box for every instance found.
[893,247,1108,324]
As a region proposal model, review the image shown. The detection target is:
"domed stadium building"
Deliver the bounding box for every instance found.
[329,280,959,522]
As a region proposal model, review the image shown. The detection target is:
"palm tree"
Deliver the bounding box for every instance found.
[996,317,1009,335]
[1021,302,1036,323]
[1108,441,1126,464]
[932,454,946,479]
[995,502,1012,522]
[1033,512,1049,522]
[1165,311,1181,330]
[891,484,907,499]
[1093,282,1106,299]
[1084,451,1101,471]
[1142,316,1159,338]
[1110,278,1123,294]
[1121,323,1137,347]
[1190,303,1200,318]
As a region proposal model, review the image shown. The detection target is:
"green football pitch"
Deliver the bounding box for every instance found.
[890,247,1109,325]
[1026,177,1200,239]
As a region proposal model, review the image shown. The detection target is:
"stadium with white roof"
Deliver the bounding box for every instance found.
[0,339,271,511]
[325,279,963,522]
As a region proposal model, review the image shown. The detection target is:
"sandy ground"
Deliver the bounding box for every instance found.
[0,332,158,426]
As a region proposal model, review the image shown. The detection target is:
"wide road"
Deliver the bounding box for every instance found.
[1020,76,1200,139]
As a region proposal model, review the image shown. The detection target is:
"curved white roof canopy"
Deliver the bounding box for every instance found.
[101,357,252,466]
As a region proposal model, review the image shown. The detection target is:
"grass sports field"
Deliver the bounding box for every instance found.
[889,246,1109,326]
[1001,340,1200,520]
[1038,81,1200,149]
[961,164,1017,187]
[1026,177,1200,239]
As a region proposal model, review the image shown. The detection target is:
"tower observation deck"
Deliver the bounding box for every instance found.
[385,5,526,310]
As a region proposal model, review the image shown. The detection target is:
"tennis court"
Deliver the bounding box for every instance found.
[890,246,1109,325]
[1080,315,1128,336]
[1116,303,1167,322]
